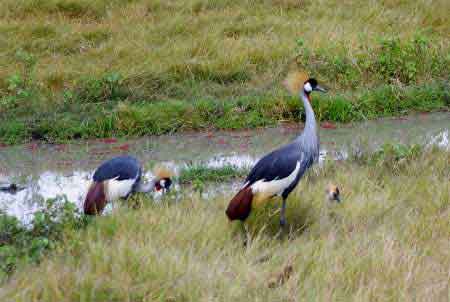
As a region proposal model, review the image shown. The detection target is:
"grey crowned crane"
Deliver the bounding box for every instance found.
[226,73,326,227]
[83,155,172,215]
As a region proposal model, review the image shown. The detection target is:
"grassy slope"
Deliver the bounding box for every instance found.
[0,0,449,144]
[1,149,449,301]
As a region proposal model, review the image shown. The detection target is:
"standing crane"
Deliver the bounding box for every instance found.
[83,155,172,215]
[226,74,326,227]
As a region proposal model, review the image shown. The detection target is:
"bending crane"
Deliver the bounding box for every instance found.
[84,155,172,215]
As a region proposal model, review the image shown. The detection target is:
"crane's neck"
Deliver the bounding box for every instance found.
[136,179,157,193]
[295,90,319,152]
[302,91,317,137]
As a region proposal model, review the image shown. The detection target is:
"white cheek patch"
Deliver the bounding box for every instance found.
[160,179,166,187]
[304,82,312,93]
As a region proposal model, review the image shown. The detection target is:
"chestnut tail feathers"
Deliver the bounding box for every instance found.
[225,187,253,221]
[83,182,107,215]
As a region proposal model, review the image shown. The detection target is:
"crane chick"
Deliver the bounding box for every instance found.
[83,155,173,215]
[326,184,341,203]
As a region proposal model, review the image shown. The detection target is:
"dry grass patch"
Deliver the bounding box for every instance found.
[1,0,449,97]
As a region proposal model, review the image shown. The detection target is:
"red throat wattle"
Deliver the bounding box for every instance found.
[155,182,162,191]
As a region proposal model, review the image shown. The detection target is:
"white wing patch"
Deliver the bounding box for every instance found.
[105,176,137,201]
[250,161,301,205]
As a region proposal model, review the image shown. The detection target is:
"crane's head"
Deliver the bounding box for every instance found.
[283,72,327,100]
[153,166,174,193]
[326,184,341,203]
[155,177,172,193]
[303,78,327,95]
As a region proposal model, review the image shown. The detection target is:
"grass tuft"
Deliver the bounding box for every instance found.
[178,164,249,184]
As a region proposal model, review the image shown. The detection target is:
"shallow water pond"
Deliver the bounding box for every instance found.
[0,112,448,222]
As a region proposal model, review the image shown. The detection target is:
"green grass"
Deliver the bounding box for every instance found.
[1,147,449,301]
[0,0,449,144]
[0,82,448,144]
[178,164,249,184]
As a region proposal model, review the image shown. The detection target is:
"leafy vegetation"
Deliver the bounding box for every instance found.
[0,196,87,280]
[0,0,449,144]
[1,146,448,301]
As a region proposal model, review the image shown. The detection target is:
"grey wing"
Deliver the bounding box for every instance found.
[281,151,315,197]
[244,144,301,187]
[93,156,141,182]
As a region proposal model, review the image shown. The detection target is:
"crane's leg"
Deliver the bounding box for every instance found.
[241,222,249,247]
[280,197,287,227]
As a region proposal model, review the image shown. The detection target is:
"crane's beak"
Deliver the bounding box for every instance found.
[314,85,327,93]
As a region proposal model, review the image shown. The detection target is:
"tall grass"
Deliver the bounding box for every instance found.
[0,0,449,144]
[1,0,448,95]
[1,148,448,301]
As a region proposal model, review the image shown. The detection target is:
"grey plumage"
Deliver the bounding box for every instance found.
[226,78,325,226]
[93,155,142,194]
[245,97,319,194]
[84,155,172,215]
[93,155,142,182]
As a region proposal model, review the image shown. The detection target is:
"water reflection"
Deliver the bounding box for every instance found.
[0,112,448,222]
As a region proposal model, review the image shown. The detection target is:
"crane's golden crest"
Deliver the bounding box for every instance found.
[282,71,309,95]
[153,165,174,179]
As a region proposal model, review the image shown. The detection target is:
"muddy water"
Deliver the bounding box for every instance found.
[0,112,448,222]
